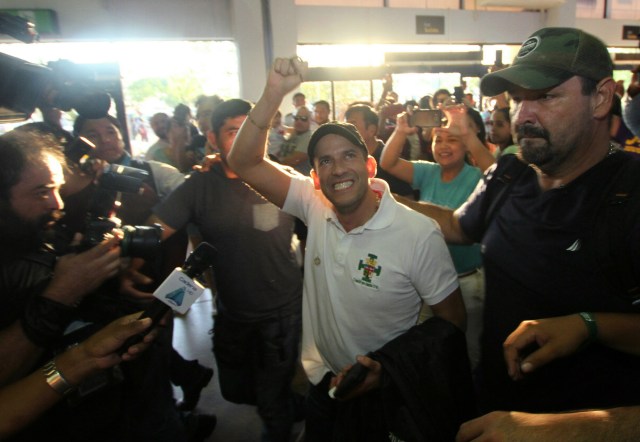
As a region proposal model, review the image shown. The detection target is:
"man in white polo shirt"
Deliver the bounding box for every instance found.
[228,56,465,441]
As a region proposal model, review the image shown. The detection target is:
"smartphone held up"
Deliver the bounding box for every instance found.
[408,109,444,128]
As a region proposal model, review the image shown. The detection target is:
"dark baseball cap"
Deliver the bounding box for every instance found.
[307,122,368,166]
[481,27,613,97]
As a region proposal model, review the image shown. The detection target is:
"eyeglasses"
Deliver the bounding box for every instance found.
[293,116,309,122]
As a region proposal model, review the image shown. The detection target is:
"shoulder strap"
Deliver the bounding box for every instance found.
[483,155,529,231]
[595,154,640,308]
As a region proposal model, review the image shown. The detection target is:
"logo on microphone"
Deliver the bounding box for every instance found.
[153,268,205,314]
[165,287,186,307]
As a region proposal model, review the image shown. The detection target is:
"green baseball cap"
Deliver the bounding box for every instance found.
[481,27,613,97]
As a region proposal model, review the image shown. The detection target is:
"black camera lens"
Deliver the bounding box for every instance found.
[120,224,163,259]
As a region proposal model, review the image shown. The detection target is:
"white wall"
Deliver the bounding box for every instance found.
[2,1,637,100]
[295,6,545,45]
[0,0,232,41]
[231,0,267,100]
[578,18,640,47]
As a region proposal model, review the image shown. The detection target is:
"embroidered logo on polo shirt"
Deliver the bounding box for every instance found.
[354,253,381,289]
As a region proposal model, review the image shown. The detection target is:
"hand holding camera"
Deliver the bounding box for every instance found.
[44,233,122,306]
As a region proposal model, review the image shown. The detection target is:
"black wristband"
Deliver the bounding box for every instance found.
[21,296,76,347]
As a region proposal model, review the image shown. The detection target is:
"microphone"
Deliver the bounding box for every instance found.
[118,242,217,354]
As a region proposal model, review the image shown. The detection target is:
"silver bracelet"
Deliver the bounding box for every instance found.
[42,358,75,396]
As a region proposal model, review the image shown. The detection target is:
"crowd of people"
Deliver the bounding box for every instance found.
[0,26,639,442]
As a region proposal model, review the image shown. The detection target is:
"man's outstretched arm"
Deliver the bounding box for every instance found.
[395,196,472,245]
[456,407,640,442]
[228,57,309,208]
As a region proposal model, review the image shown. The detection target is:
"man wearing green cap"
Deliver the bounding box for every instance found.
[228,57,467,440]
[402,27,640,439]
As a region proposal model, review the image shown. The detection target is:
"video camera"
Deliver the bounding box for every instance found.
[0,13,111,122]
[0,53,112,122]
[78,163,162,258]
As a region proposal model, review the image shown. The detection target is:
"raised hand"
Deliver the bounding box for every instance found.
[266,57,309,100]
[44,234,122,306]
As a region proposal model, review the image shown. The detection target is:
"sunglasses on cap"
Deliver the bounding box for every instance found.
[294,116,309,122]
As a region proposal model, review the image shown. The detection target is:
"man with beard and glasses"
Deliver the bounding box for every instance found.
[400,27,640,440]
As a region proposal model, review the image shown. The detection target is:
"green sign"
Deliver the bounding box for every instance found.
[1,9,59,36]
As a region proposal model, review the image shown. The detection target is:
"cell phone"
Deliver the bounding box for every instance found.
[454,86,464,104]
[329,362,369,399]
[409,109,443,128]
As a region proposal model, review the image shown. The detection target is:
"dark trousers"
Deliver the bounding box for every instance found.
[304,372,337,442]
[213,309,301,442]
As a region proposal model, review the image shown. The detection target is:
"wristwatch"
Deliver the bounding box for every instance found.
[42,359,75,396]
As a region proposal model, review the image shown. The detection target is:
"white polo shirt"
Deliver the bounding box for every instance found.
[283,176,459,384]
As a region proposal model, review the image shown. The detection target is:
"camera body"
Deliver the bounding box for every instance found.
[82,218,162,259]
[78,164,162,258]
[409,109,444,128]
[0,53,112,122]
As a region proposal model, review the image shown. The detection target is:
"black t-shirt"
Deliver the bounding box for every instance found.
[458,151,640,413]
[154,163,302,322]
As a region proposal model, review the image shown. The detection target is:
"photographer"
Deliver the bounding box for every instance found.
[0,130,122,384]
[0,129,152,439]
[70,115,216,418]
[0,126,217,441]
[73,115,184,200]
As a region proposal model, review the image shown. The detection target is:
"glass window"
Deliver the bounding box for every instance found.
[301,81,334,118]
[295,0,549,10]
[576,0,605,18]
[333,80,378,120]
[388,0,459,8]
[0,40,238,156]
[610,0,640,19]
[295,0,383,6]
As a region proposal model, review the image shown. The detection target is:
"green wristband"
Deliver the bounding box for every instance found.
[578,312,598,344]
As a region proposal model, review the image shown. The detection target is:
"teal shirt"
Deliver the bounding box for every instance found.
[412,161,483,274]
